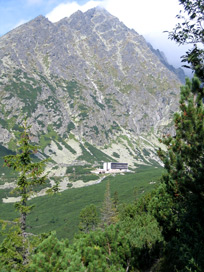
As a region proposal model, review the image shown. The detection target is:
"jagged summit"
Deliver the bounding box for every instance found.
[0,7,183,168]
[84,6,116,18]
[32,15,48,21]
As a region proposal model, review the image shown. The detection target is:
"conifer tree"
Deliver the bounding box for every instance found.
[28,232,70,272]
[150,2,204,267]
[113,190,119,209]
[100,182,118,229]
[1,120,48,267]
[159,0,204,229]
[158,77,204,203]
[151,3,204,269]
[155,77,204,270]
[78,204,99,233]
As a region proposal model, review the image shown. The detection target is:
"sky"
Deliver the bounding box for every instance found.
[0,0,190,70]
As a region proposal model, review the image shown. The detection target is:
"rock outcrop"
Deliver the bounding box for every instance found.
[0,7,183,169]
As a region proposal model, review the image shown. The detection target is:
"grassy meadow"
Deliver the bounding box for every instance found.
[0,165,163,241]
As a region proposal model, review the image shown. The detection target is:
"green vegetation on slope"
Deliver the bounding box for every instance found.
[0,166,163,241]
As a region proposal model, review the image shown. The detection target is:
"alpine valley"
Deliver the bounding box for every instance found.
[0,7,185,184]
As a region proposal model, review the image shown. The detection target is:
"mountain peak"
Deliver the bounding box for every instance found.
[84,6,108,15]
[0,7,182,167]
[84,6,120,21]
[70,9,84,18]
[33,15,47,21]
[29,15,52,26]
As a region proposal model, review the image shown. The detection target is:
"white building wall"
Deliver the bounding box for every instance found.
[103,162,108,171]
[103,162,128,172]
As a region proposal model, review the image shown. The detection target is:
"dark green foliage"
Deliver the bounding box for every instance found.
[4,78,39,101]
[118,213,163,271]
[0,223,47,272]
[168,0,204,80]
[84,142,114,162]
[65,80,80,99]
[77,143,95,163]
[0,129,164,271]
[0,222,24,271]
[142,148,150,156]
[66,165,93,175]
[148,183,177,238]
[3,70,42,117]
[78,104,90,120]
[55,141,63,151]
[112,152,120,158]
[158,78,204,201]
[77,142,114,163]
[154,77,204,271]
[92,125,99,135]
[37,74,55,92]
[159,78,204,200]
[28,232,69,272]
[0,118,9,129]
[111,121,120,131]
[113,191,119,209]
[78,174,98,183]
[67,121,75,133]
[28,195,163,272]
[106,121,121,136]
[90,94,105,110]
[100,182,118,229]
[104,97,114,109]
[0,145,16,179]
[1,121,48,267]
[1,3,204,270]
[182,46,204,81]
[39,126,77,155]
[78,204,99,233]
[0,166,162,242]
[69,174,98,183]
[62,141,76,154]
[39,125,58,150]
[29,227,129,272]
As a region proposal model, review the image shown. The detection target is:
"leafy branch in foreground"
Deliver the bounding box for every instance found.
[168,0,204,80]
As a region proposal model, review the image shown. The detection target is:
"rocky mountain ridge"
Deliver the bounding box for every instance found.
[0,7,183,174]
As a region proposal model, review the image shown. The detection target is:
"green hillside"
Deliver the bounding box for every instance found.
[0,165,163,241]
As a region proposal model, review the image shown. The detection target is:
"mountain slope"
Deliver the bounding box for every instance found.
[0,7,182,177]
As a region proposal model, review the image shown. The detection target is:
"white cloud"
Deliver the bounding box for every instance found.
[46,0,188,68]
[46,0,180,34]
[101,0,180,35]
[100,0,184,66]
[46,1,102,22]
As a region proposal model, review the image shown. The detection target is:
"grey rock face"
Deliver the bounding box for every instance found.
[147,43,186,83]
[0,7,181,151]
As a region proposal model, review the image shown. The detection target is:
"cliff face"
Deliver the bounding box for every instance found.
[0,7,182,169]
